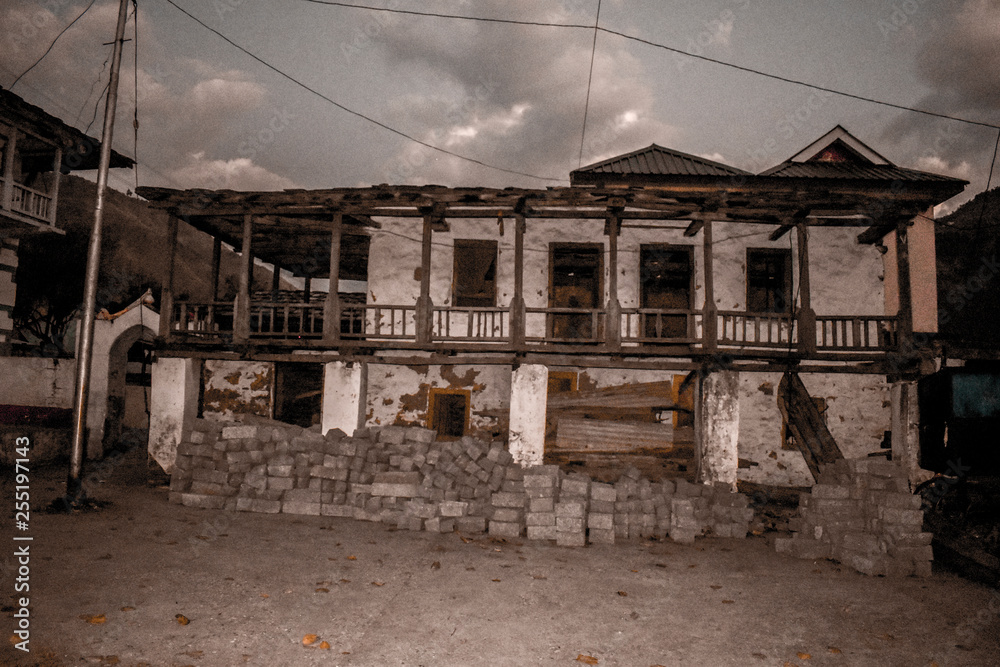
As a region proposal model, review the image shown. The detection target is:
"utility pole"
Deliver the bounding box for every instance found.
[66,0,131,506]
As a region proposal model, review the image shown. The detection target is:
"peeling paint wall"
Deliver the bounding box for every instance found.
[736,372,890,487]
[365,363,510,439]
[202,360,273,419]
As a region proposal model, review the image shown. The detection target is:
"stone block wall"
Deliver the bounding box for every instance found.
[775,458,932,576]
[170,417,753,546]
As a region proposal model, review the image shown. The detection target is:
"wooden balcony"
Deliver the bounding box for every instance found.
[165,298,899,360]
[0,177,57,228]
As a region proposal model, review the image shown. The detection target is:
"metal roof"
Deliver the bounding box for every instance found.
[572,144,750,181]
[759,161,967,183]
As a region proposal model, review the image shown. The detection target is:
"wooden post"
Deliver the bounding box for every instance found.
[323,212,343,344]
[511,212,526,347]
[606,210,621,350]
[159,214,179,338]
[895,219,914,350]
[210,236,221,301]
[303,276,312,303]
[234,213,253,343]
[49,146,62,225]
[2,128,15,211]
[702,218,717,351]
[796,222,817,354]
[416,211,434,344]
[270,263,281,296]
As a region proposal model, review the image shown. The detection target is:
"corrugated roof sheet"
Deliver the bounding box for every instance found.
[760,161,965,183]
[574,144,750,178]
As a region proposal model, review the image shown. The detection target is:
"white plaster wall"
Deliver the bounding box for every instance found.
[0,356,76,407]
[365,362,511,439]
[322,361,366,436]
[0,238,18,345]
[149,357,199,473]
[884,211,938,333]
[736,371,890,487]
[202,360,273,418]
[508,364,548,467]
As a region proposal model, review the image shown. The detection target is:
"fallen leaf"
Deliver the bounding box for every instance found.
[466,567,476,571]
[120,606,135,612]
[9,635,20,645]
[710,585,722,590]
[195,535,210,541]
[319,641,330,650]
[175,614,190,625]
[182,651,203,658]
[80,614,107,624]
[630,569,638,573]
[347,556,357,560]
[492,578,501,582]
[617,591,628,597]
[797,652,811,659]
[431,561,441,570]
[101,657,120,665]
[576,655,599,665]
[532,574,547,580]
[654,563,667,568]
[339,579,351,584]
[460,536,474,544]
[371,581,385,587]
[751,653,767,660]
[316,580,332,586]
[260,594,269,598]
[302,634,318,646]
[812,569,822,574]
[688,564,697,569]
[828,647,842,654]
[722,600,735,604]
[878,633,895,641]
[315,588,329,593]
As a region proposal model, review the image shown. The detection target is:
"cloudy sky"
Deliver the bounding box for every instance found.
[2,0,997,211]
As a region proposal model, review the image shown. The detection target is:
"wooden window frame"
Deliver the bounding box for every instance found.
[452,239,498,307]
[548,242,604,308]
[427,387,471,439]
[547,370,578,395]
[746,248,793,314]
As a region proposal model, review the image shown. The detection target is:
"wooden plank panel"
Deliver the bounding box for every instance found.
[554,417,674,452]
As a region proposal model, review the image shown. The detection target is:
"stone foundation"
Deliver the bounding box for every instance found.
[170,417,753,546]
[775,458,932,576]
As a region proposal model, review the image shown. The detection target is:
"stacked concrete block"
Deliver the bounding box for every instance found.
[775,458,932,577]
[489,466,527,538]
[524,465,561,541]
[587,482,616,544]
[171,417,754,548]
[556,474,590,547]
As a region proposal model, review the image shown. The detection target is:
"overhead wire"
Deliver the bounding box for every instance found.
[132,0,140,190]
[163,0,565,183]
[9,0,99,89]
[577,0,602,169]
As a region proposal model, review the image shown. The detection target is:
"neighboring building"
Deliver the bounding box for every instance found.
[0,87,134,463]
[137,126,966,488]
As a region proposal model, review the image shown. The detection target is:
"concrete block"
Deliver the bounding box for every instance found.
[561,477,590,497]
[285,488,322,504]
[177,493,227,510]
[489,521,523,538]
[590,483,616,503]
[321,504,355,518]
[492,492,527,508]
[528,497,555,513]
[557,531,586,547]
[267,477,295,491]
[556,516,585,533]
[587,513,613,531]
[406,427,437,443]
[439,500,469,517]
[221,425,258,440]
[555,501,586,518]
[456,516,487,533]
[236,497,282,513]
[588,528,615,544]
[492,508,525,523]
[525,512,555,527]
[282,501,321,515]
[527,525,558,541]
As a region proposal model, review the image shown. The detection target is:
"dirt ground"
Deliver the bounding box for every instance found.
[2,448,999,667]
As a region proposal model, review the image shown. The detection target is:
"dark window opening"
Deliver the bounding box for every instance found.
[430,389,469,438]
[547,371,578,395]
[640,245,693,339]
[453,239,497,307]
[274,362,323,428]
[550,244,602,339]
[747,248,792,313]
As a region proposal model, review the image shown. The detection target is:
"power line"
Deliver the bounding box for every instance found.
[163,0,565,183]
[9,0,98,89]
[578,0,602,169]
[298,0,1000,132]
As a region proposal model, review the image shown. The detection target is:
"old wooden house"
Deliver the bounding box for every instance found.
[138,126,966,488]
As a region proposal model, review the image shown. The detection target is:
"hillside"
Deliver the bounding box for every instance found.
[935,187,1000,348]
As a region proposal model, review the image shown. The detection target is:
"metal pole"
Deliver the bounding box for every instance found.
[66,0,131,505]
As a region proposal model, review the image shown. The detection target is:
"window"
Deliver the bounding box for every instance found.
[453,239,497,307]
[640,245,693,338]
[547,371,578,395]
[747,248,792,313]
[549,243,603,339]
[274,362,324,427]
[429,388,470,438]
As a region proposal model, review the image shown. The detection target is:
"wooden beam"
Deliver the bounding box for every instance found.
[857,223,896,245]
[683,219,704,237]
[49,146,62,225]
[895,219,914,347]
[606,209,621,350]
[769,224,794,241]
[234,213,253,343]
[323,213,342,344]
[210,236,221,301]
[511,212,526,347]
[416,210,435,344]
[702,219,717,351]
[796,223,817,354]
[159,214,179,338]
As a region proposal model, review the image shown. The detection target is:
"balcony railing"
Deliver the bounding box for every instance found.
[166,298,899,356]
[2,180,54,223]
